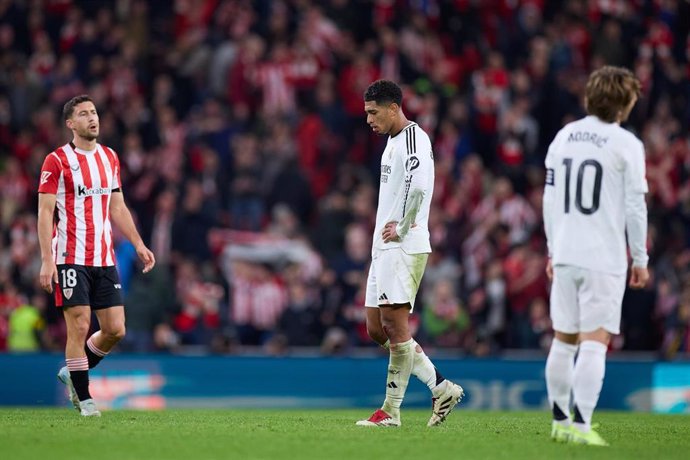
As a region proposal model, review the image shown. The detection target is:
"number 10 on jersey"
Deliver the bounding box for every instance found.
[562,158,602,215]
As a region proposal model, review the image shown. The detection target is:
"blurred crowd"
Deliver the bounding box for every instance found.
[0,0,689,358]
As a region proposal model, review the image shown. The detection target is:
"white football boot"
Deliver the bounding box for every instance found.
[356,409,401,427]
[57,366,81,412]
[79,399,101,417]
[427,381,464,427]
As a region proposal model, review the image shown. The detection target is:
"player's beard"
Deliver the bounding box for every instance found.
[77,126,99,141]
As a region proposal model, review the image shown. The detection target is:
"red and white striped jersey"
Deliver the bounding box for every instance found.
[38,142,122,267]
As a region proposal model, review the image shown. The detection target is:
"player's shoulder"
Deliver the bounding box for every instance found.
[97,143,118,154]
[558,117,591,136]
[609,125,643,150]
[551,119,582,144]
[406,122,430,140]
[42,144,69,164]
[398,122,430,150]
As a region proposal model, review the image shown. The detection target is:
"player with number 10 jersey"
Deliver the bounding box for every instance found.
[544,115,648,275]
[542,66,649,446]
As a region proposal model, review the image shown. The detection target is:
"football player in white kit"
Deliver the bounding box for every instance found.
[543,66,649,446]
[356,80,464,428]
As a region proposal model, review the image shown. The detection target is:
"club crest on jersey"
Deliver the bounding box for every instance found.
[63,288,73,299]
[40,171,52,185]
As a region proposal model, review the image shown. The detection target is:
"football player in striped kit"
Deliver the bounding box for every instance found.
[38,95,155,416]
[356,80,464,428]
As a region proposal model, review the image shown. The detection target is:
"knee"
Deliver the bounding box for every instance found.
[380,317,406,342]
[366,321,387,345]
[72,316,91,339]
[103,323,126,342]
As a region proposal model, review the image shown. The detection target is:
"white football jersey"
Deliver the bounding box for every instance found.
[544,115,648,275]
[373,122,434,254]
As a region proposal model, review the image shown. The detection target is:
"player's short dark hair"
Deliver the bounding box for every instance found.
[364,80,402,106]
[63,94,94,120]
[584,66,640,123]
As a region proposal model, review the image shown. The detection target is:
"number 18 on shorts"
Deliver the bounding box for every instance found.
[54,264,123,309]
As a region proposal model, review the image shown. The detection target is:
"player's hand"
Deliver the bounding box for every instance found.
[545,258,553,282]
[136,243,156,273]
[39,261,58,293]
[382,221,400,243]
[629,266,649,289]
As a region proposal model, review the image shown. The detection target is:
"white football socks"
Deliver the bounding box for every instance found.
[572,340,607,432]
[412,340,446,396]
[545,338,578,426]
[383,339,444,396]
[381,338,414,416]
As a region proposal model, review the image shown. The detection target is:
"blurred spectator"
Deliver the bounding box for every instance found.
[229,261,287,346]
[229,133,264,230]
[172,179,216,260]
[421,279,470,348]
[272,281,323,350]
[7,294,45,352]
[172,258,224,347]
[332,224,370,306]
[512,297,552,351]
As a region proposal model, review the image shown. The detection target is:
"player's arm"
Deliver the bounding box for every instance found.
[542,142,557,257]
[109,191,156,273]
[624,139,649,288]
[542,133,561,281]
[37,153,62,293]
[37,193,58,293]
[383,130,433,243]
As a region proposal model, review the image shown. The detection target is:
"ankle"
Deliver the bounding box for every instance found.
[381,402,400,417]
[431,379,448,397]
[573,421,590,433]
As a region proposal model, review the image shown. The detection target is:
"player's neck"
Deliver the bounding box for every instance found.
[389,115,411,137]
[71,137,97,152]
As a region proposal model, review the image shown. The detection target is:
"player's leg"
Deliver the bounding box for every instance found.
[546,331,578,441]
[569,328,609,446]
[545,265,580,441]
[55,264,100,415]
[62,304,98,413]
[365,306,388,345]
[90,306,125,365]
[87,266,126,368]
[357,253,410,427]
[378,303,415,422]
[357,256,399,426]
[397,251,463,426]
[366,307,447,394]
[364,298,462,426]
[569,269,625,446]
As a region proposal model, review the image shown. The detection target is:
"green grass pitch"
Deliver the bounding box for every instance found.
[0,408,688,460]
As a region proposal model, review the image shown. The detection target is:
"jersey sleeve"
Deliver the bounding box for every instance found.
[624,137,649,267]
[542,130,563,257]
[111,150,122,190]
[38,153,61,194]
[404,128,433,194]
[624,138,648,194]
[396,127,433,239]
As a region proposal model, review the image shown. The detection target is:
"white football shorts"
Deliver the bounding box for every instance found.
[550,264,626,334]
[365,248,428,311]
